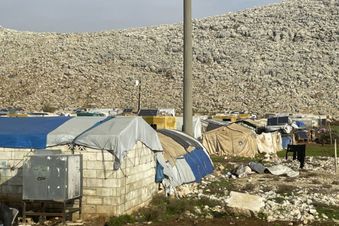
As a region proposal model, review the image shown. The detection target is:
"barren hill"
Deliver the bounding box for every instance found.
[0,0,338,116]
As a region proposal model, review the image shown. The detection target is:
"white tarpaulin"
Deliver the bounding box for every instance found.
[265,165,299,177]
[175,116,205,139]
[74,116,163,161]
[256,132,282,154]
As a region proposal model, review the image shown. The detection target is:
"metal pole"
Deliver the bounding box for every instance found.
[335,139,337,174]
[137,82,141,113]
[183,0,193,136]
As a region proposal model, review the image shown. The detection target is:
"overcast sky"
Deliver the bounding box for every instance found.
[0,0,281,33]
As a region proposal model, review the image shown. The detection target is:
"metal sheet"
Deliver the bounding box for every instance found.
[23,153,82,201]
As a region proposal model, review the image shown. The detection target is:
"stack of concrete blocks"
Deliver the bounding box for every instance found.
[78,141,158,218]
[0,148,26,202]
[0,141,158,219]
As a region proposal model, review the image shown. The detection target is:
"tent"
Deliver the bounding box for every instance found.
[256,131,283,154]
[0,116,169,217]
[156,129,214,186]
[202,123,258,158]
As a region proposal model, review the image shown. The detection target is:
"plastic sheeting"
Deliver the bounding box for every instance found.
[282,135,292,149]
[157,132,187,165]
[256,132,282,154]
[0,117,71,149]
[203,124,258,158]
[74,116,163,161]
[175,116,203,139]
[47,117,110,146]
[265,165,299,177]
[156,129,214,187]
[184,148,214,182]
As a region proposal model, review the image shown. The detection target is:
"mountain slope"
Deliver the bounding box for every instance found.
[0,0,338,116]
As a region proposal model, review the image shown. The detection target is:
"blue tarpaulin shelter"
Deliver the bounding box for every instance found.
[156,129,214,185]
[0,117,71,149]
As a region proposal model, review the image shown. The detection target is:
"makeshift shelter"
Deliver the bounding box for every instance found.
[0,116,166,218]
[203,119,230,132]
[256,131,283,154]
[202,123,257,158]
[156,129,213,187]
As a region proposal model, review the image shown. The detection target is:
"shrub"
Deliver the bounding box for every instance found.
[105,214,134,226]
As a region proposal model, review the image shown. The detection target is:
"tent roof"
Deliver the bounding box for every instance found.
[0,117,71,149]
[158,129,202,150]
[205,123,255,135]
[47,117,110,146]
[74,116,162,160]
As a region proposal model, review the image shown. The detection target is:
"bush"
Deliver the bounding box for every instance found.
[318,130,339,144]
[105,214,134,226]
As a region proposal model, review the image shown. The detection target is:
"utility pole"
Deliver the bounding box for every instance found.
[183,0,193,136]
[135,80,141,113]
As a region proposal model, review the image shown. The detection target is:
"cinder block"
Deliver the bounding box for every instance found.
[83,189,96,196]
[86,160,103,170]
[11,152,27,160]
[103,162,114,171]
[96,152,114,161]
[0,152,12,160]
[82,152,97,161]
[96,187,112,197]
[97,205,115,215]
[83,170,96,178]
[82,204,97,214]
[102,178,121,188]
[86,196,102,205]
[86,178,103,187]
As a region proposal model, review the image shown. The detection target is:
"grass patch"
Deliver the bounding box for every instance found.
[314,203,339,220]
[105,214,134,226]
[106,194,224,225]
[210,154,265,165]
[277,143,335,158]
[203,179,234,195]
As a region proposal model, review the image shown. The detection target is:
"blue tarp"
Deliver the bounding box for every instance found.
[0,117,71,149]
[295,121,306,128]
[155,161,164,182]
[184,148,214,182]
[282,135,292,149]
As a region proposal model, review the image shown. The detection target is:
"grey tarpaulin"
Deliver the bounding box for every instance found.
[248,162,299,177]
[47,116,109,146]
[248,162,266,174]
[265,165,299,177]
[74,116,163,161]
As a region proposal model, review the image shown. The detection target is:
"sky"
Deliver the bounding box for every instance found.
[0,0,281,33]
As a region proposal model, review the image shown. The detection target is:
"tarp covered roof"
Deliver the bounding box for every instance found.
[157,129,213,185]
[0,116,163,161]
[47,117,109,146]
[0,117,71,149]
[74,117,162,160]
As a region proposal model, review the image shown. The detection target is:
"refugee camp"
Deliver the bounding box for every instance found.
[0,0,338,225]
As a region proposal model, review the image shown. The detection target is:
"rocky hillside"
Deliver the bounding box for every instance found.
[0,0,338,116]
